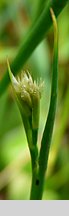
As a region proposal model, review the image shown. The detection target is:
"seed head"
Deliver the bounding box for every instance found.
[7,60,44,128]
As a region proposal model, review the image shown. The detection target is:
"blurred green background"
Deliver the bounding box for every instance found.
[0,0,69,200]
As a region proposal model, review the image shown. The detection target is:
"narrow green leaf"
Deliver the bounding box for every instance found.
[39,8,58,184]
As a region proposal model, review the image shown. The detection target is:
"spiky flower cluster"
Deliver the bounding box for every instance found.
[13,71,43,109]
[7,61,43,129]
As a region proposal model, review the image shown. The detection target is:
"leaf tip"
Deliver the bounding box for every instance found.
[50,8,58,44]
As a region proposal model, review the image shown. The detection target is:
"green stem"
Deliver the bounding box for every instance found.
[0,0,68,96]
[30,8,58,200]
[21,112,39,186]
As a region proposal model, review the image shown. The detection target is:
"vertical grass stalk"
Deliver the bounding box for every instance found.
[30,8,58,200]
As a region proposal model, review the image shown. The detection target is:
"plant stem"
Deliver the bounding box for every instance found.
[30,8,58,200]
[0,0,68,96]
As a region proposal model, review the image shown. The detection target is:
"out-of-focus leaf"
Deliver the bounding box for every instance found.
[0,48,17,63]
[1,126,27,167]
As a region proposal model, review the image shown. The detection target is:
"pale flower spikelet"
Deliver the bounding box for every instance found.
[7,60,44,129]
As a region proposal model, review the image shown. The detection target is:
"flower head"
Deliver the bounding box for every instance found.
[7,60,43,129]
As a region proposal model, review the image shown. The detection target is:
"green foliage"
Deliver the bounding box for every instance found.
[0,0,69,200]
[0,0,68,96]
